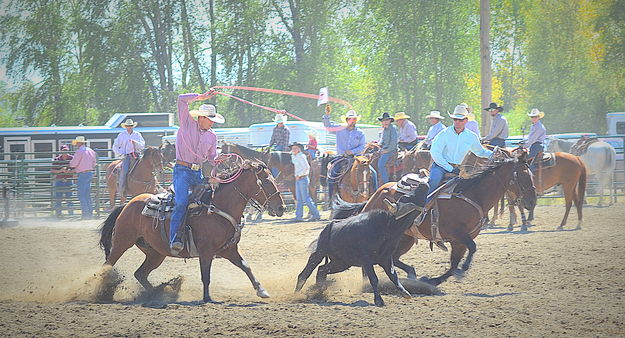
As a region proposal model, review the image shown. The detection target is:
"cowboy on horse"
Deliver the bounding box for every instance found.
[322,105,378,200]
[523,108,547,171]
[112,118,145,195]
[422,110,446,150]
[395,112,418,151]
[428,105,494,199]
[170,93,225,253]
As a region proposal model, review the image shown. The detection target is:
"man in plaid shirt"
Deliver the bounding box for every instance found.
[270,113,290,151]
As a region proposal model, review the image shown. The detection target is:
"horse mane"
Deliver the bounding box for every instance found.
[269,151,292,166]
[223,142,264,160]
[455,160,512,192]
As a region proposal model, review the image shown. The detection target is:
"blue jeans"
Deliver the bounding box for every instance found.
[427,162,448,202]
[295,176,320,219]
[54,180,73,216]
[118,155,133,192]
[489,138,506,147]
[307,149,316,159]
[369,165,379,189]
[378,152,394,184]
[528,142,543,171]
[77,172,93,218]
[170,164,203,244]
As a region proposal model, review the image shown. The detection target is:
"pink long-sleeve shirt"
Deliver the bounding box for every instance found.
[176,93,218,165]
[69,145,97,173]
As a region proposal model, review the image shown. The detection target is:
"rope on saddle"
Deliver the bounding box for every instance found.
[327,157,353,184]
[210,153,245,183]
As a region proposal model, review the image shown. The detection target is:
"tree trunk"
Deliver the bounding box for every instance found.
[480,0,492,135]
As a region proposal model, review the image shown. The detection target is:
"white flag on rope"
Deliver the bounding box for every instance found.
[317,87,329,106]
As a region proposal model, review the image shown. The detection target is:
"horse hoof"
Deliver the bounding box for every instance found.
[374,296,385,307]
[507,225,514,232]
[256,288,270,298]
[453,269,466,280]
[407,274,417,281]
[556,226,564,231]
[520,226,528,232]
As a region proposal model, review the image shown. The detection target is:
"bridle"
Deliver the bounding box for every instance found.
[232,166,282,213]
[492,160,535,204]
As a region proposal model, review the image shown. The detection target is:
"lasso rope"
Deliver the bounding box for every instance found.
[211,153,245,183]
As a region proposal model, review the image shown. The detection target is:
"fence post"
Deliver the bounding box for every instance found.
[95,158,101,217]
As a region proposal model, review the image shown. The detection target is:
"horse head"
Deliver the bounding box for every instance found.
[143,147,164,173]
[238,160,286,217]
[504,149,537,210]
[159,141,176,165]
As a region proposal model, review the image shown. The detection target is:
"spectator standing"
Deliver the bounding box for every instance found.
[51,144,74,217]
[69,136,97,219]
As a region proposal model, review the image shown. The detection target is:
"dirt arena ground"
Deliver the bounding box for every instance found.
[0,203,624,337]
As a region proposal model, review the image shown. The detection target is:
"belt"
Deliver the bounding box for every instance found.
[176,160,201,171]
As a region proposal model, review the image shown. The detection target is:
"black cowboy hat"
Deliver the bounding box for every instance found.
[289,142,305,151]
[483,102,504,112]
[377,112,394,122]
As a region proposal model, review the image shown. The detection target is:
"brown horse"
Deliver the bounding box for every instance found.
[105,147,164,210]
[332,155,376,203]
[506,151,586,230]
[332,149,537,284]
[402,149,432,175]
[98,160,285,303]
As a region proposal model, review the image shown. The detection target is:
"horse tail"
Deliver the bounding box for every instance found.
[98,205,126,259]
[577,160,587,205]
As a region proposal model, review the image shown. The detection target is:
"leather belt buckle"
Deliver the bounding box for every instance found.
[191,163,201,171]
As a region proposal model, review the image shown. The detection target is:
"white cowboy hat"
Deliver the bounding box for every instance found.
[120,118,138,127]
[273,113,287,124]
[71,136,89,145]
[394,112,411,120]
[527,108,545,119]
[341,109,361,123]
[190,104,225,123]
[425,110,445,120]
[448,105,469,120]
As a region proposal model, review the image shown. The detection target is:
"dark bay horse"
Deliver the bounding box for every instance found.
[332,150,536,285]
[99,160,285,303]
[105,147,164,209]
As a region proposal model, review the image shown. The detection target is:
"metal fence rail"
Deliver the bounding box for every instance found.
[1,140,623,218]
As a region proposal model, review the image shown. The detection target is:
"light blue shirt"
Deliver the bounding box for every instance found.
[425,122,445,146]
[431,126,493,172]
[524,120,547,147]
[398,120,418,143]
[322,115,366,155]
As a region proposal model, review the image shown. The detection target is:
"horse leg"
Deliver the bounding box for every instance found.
[460,237,477,273]
[220,245,270,298]
[199,254,216,303]
[380,257,411,299]
[362,262,384,306]
[528,207,535,222]
[518,204,529,231]
[508,204,517,231]
[558,186,575,230]
[108,186,116,210]
[104,231,137,267]
[295,251,325,292]
[134,247,166,291]
[426,241,467,286]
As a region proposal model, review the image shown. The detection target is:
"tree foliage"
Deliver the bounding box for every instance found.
[0,0,622,134]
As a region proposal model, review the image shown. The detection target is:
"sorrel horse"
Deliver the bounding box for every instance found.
[221,142,321,203]
[105,147,164,209]
[331,155,376,203]
[505,151,586,230]
[99,160,285,303]
[332,149,537,285]
[402,148,432,175]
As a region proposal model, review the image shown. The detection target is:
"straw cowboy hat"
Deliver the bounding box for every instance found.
[341,109,361,123]
[377,112,394,122]
[273,113,287,124]
[425,110,445,120]
[449,105,470,120]
[484,102,504,112]
[527,108,545,119]
[394,112,411,120]
[71,136,89,145]
[120,118,138,127]
[190,104,225,123]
